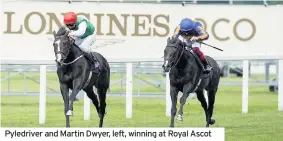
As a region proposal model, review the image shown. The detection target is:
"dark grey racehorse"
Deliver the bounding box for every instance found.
[52,26,110,128]
[162,37,221,127]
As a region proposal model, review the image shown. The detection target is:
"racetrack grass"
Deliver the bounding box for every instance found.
[1,72,166,93]
[0,71,277,94]
[1,85,283,141]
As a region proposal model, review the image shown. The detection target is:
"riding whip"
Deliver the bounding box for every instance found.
[200,42,223,51]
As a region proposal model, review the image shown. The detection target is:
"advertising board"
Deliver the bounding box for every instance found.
[2,2,283,61]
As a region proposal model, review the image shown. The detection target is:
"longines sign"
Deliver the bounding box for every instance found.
[2,2,283,60]
[4,11,257,42]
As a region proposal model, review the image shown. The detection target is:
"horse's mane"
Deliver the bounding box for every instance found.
[56,26,69,36]
[167,37,185,48]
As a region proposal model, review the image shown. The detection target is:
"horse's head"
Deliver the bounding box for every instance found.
[162,37,186,72]
[52,26,75,64]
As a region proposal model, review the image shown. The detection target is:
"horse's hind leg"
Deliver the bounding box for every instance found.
[97,87,107,128]
[207,88,218,125]
[195,90,210,127]
[84,87,100,115]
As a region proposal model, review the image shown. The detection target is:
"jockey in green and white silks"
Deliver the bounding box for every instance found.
[63,12,99,73]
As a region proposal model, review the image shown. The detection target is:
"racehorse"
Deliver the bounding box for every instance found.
[162,37,221,127]
[52,26,110,128]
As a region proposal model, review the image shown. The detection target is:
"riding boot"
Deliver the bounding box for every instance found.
[84,52,100,73]
[202,58,212,74]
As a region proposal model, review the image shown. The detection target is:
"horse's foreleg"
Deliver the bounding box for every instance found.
[177,83,194,121]
[169,87,179,127]
[177,93,189,121]
[60,83,70,127]
[66,88,80,116]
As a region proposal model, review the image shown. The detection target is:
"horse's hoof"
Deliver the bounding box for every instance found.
[66,110,74,116]
[177,114,183,121]
[169,125,174,128]
[209,119,215,125]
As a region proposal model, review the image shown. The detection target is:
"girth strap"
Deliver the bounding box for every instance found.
[82,71,93,89]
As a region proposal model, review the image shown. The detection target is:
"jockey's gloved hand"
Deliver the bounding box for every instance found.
[68,31,77,39]
[190,36,200,41]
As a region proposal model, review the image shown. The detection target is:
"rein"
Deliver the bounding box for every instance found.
[54,29,84,66]
[166,41,185,68]
[59,54,84,66]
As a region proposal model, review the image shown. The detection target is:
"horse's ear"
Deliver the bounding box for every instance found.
[52,30,56,38]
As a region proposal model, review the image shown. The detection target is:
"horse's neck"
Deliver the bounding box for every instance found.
[66,45,83,61]
[176,51,199,70]
[175,52,189,69]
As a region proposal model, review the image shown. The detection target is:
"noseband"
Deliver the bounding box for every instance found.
[165,41,185,68]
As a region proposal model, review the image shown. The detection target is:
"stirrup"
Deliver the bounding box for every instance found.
[91,65,99,73]
[203,66,212,73]
[91,61,100,73]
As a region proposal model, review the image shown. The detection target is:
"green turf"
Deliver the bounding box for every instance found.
[0,71,277,93]
[1,72,167,93]
[1,85,283,141]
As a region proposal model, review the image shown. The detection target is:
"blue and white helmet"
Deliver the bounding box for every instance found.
[180,18,195,34]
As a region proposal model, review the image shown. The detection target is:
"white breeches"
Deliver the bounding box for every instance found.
[74,33,96,53]
[178,36,201,48]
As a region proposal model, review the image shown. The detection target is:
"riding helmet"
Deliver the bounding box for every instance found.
[180,18,195,32]
[63,12,77,24]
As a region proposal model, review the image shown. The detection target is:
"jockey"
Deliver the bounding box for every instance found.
[63,12,99,73]
[172,18,212,74]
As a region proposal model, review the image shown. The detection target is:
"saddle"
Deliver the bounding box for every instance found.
[185,48,211,92]
[82,52,100,89]
[70,40,100,74]
[186,47,211,79]
[83,52,100,73]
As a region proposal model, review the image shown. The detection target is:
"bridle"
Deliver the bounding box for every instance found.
[165,39,186,68]
[53,29,83,66]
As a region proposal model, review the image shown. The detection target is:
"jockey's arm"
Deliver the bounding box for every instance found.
[196,25,209,40]
[69,21,87,37]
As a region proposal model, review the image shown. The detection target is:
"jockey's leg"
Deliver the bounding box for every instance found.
[78,34,99,73]
[74,38,83,47]
[192,42,212,73]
